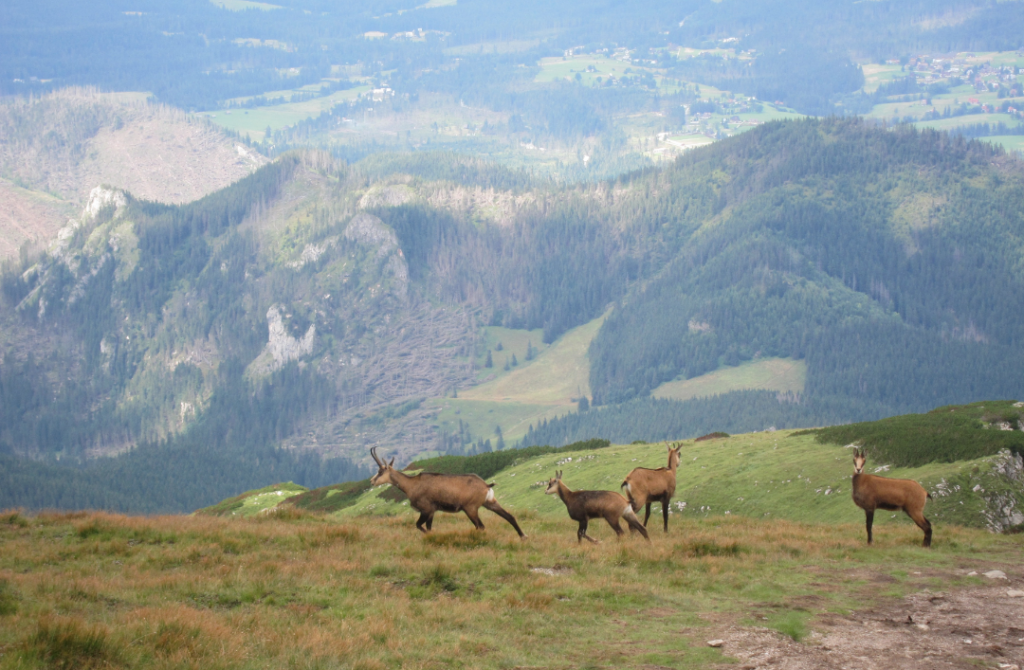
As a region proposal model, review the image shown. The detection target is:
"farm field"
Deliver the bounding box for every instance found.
[4,428,1024,669]
[206,87,370,140]
[651,358,806,402]
[860,51,1024,152]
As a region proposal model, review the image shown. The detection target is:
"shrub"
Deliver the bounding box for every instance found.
[804,400,1024,467]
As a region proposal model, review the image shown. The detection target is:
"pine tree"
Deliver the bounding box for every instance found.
[511,353,518,367]
[525,340,534,361]
[485,350,493,368]
[495,342,503,351]
[503,358,510,371]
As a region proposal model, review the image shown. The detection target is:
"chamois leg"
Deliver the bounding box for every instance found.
[416,512,433,533]
[483,500,527,538]
[661,496,670,533]
[623,507,650,541]
[643,501,652,527]
[577,519,599,544]
[906,509,932,548]
[464,506,485,530]
[864,509,874,545]
[607,516,626,537]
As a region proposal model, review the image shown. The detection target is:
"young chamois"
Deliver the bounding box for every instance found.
[369,447,526,538]
[621,442,683,532]
[851,448,932,547]
[545,471,650,543]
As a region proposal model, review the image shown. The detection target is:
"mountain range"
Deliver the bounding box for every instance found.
[2,103,1024,512]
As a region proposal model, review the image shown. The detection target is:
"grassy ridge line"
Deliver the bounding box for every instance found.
[334,430,1019,532]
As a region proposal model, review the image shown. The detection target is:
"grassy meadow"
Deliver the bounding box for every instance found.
[335,429,1013,532]
[4,421,1024,669]
[651,358,806,402]
[1,505,1020,670]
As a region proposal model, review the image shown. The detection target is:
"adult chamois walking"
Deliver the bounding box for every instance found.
[851,448,932,547]
[545,471,650,543]
[369,448,526,538]
[621,442,683,532]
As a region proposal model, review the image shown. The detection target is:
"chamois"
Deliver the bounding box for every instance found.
[369,447,526,538]
[851,448,932,547]
[544,471,650,543]
[621,442,683,532]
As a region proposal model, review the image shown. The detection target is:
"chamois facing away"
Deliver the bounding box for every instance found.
[621,442,683,532]
[369,448,526,538]
[851,448,932,547]
[545,471,650,543]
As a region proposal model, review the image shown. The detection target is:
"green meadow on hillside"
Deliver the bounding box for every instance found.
[330,430,1018,535]
[652,358,806,402]
[14,405,1021,670]
[207,401,1024,536]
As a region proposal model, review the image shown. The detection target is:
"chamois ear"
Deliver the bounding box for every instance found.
[388,456,395,467]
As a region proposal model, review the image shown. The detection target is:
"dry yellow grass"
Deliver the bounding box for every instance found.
[1,508,1021,669]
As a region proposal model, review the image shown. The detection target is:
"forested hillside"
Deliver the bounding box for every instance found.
[2,118,1024,512]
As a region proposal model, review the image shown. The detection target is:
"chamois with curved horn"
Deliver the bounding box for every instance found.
[851,447,932,547]
[621,442,683,532]
[369,447,526,538]
[544,471,650,543]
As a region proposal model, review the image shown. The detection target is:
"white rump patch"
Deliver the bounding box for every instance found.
[624,482,632,495]
[485,488,496,503]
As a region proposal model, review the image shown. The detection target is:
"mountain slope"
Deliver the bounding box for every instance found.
[290,403,1024,533]
[3,118,1024,512]
[0,89,265,260]
[587,119,1024,416]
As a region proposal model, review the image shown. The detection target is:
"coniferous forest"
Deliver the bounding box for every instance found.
[2,118,1024,512]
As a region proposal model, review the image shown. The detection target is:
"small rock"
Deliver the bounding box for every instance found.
[984,570,1008,580]
[967,571,978,576]
[916,623,930,631]
[1007,589,1024,598]
[707,639,725,648]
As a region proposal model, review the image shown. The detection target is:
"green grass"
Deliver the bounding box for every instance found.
[433,313,605,443]
[912,113,1022,132]
[195,482,308,517]
[428,398,570,445]
[206,86,370,139]
[464,313,604,405]
[470,325,549,383]
[334,427,1019,536]
[981,134,1024,152]
[652,357,806,401]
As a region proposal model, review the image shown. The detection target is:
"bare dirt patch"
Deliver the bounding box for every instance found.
[703,567,1024,669]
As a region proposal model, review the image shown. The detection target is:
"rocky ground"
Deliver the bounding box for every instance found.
[701,565,1024,669]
